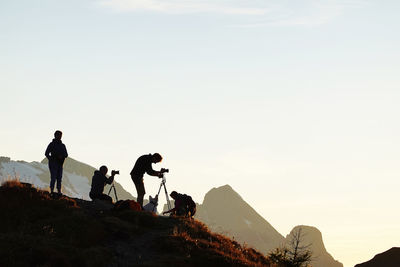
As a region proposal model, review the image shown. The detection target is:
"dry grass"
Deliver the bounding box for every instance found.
[153,218,273,267]
[0,180,274,267]
[0,180,110,266]
[1,179,23,187]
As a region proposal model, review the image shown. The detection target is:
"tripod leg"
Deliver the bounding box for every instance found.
[163,183,171,210]
[113,185,118,202]
[157,182,163,196]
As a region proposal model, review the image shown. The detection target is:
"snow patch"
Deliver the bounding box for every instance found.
[0,161,47,188]
[0,161,91,199]
[244,219,252,228]
[64,172,91,200]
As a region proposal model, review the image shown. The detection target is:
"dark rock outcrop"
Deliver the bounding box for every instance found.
[355,247,400,267]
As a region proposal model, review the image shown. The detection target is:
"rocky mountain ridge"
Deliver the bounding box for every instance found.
[195,184,343,267]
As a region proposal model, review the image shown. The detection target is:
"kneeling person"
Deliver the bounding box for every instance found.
[89,165,116,202]
[163,191,196,218]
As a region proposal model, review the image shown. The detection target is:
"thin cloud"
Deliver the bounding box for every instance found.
[98,0,270,15]
[232,0,369,27]
[268,1,368,26]
[98,0,368,26]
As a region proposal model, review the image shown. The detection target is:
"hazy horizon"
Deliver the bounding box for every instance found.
[1,1,400,266]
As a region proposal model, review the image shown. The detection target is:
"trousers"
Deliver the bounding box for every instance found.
[49,161,63,193]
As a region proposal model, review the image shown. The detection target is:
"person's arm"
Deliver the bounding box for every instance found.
[145,162,161,177]
[163,199,181,215]
[163,207,177,215]
[45,143,52,160]
[63,144,68,158]
[105,175,114,185]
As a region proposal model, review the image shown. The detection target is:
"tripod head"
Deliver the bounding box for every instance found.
[159,168,169,180]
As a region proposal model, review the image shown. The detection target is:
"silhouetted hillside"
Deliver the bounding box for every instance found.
[355,247,400,267]
[0,181,272,267]
[1,156,343,266]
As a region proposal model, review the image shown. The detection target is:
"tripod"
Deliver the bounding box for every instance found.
[108,182,118,202]
[156,174,171,211]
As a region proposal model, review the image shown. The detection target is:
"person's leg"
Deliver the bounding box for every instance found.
[133,178,145,207]
[189,206,196,217]
[177,206,186,216]
[49,162,57,193]
[100,194,113,202]
[90,193,112,203]
[56,165,63,194]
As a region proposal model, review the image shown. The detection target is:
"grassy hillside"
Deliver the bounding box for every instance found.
[0,180,273,267]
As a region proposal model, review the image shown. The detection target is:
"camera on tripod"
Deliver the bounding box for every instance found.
[108,170,120,201]
[160,168,169,174]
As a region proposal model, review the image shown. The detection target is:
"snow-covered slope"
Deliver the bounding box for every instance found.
[0,156,133,201]
[0,158,48,189]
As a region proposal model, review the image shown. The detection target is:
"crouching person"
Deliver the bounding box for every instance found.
[163,191,196,218]
[89,165,115,203]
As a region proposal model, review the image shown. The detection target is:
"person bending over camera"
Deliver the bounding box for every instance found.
[89,165,117,203]
[163,191,196,218]
[130,153,167,207]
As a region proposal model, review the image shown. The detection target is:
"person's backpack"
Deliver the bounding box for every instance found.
[180,194,196,217]
[182,194,195,208]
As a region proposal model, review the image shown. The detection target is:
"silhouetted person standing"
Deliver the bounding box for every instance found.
[130,153,164,207]
[89,165,115,203]
[45,130,68,195]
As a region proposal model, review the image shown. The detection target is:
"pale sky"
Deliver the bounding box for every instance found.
[1,1,400,266]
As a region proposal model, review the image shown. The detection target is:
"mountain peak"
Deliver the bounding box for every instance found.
[202,184,243,206]
[197,187,343,267]
[287,225,343,267]
[206,184,235,194]
[288,225,324,250]
[196,184,284,253]
[216,184,233,190]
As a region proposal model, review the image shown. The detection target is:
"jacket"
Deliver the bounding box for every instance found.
[45,139,68,165]
[90,170,114,196]
[130,154,157,178]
